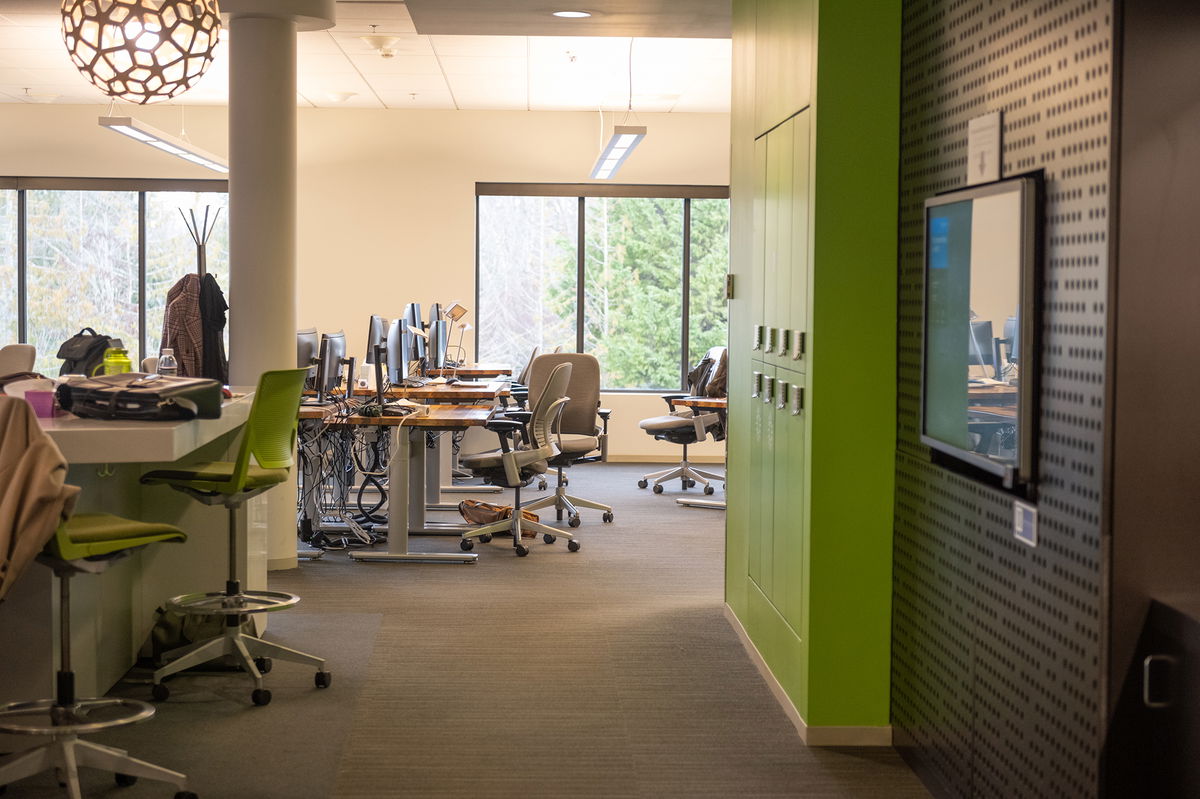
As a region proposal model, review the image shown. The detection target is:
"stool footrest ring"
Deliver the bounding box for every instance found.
[166,589,301,616]
[0,697,155,736]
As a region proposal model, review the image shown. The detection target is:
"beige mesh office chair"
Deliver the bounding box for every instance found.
[459,362,578,556]
[518,353,613,527]
[637,346,728,494]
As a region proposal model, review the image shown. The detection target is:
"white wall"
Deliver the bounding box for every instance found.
[0,102,729,461]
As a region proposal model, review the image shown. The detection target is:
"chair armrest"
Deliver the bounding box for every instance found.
[660,393,687,411]
[597,408,612,422]
[484,418,524,453]
[505,411,533,424]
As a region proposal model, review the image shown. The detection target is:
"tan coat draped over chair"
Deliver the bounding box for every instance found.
[0,396,79,602]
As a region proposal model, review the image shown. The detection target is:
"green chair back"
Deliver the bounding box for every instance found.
[226,368,308,494]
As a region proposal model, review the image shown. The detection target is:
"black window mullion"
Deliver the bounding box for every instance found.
[138,191,147,363]
[576,196,585,353]
[16,189,26,344]
[681,198,692,391]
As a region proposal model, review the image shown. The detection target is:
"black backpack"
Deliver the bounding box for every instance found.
[55,327,120,377]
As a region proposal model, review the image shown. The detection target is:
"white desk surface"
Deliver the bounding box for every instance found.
[38,392,254,464]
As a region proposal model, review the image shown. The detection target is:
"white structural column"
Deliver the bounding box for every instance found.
[223,0,334,570]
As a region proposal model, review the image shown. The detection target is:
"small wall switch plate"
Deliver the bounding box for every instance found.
[1013,500,1038,547]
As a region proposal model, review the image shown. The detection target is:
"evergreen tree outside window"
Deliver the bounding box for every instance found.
[477,186,729,392]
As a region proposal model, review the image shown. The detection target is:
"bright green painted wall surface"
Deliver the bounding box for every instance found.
[725,0,900,731]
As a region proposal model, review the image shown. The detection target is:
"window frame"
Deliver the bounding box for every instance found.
[475,182,730,393]
[2,176,227,365]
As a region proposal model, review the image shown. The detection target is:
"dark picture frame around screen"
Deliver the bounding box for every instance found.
[919,170,1044,493]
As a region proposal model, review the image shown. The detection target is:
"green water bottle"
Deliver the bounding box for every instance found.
[102,347,132,375]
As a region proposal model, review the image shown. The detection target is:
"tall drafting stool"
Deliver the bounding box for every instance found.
[0,517,196,799]
[459,362,576,556]
[518,353,614,527]
[140,368,330,707]
[637,346,728,494]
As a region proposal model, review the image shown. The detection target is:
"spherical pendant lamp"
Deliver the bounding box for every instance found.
[61,0,222,105]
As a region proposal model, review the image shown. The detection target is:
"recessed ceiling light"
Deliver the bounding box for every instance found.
[552,10,592,18]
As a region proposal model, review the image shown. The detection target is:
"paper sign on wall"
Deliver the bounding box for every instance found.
[967,111,1003,185]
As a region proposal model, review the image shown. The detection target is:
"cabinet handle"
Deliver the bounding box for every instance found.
[793,331,806,360]
[1143,654,1178,709]
[776,381,788,410]
[751,371,762,398]
[791,385,804,415]
[752,325,763,351]
[762,376,774,403]
[764,326,775,353]
[779,329,790,357]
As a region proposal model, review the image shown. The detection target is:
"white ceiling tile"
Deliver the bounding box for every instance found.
[430,36,526,58]
[445,74,526,109]
[298,70,377,100]
[332,31,431,57]
[298,32,345,54]
[298,51,360,75]
[437,56,525,77]
[347,53,442,76]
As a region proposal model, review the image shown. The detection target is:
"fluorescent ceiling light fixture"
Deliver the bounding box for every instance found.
[589,125,646,180]
[553,10,592,17]
[99,115,229,174]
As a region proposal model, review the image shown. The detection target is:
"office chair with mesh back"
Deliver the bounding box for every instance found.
[637,346,728,494]
[140,368,331,706]
[518,353,614,527]
[459,362,577,556]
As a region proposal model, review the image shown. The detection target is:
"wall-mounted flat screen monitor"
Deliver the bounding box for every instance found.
[920,172,1042,490]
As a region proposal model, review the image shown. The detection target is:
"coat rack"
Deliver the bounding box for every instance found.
[180,206,221,277]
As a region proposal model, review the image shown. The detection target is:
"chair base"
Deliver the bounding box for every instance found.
[521,468,612,525]
[0,701,188,798]
[153,622,328,698]
[166,588,301,616]
[640,460,725,493]
[460,512,578,556]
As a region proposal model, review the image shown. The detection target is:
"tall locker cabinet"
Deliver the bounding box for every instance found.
[725,0,900,744]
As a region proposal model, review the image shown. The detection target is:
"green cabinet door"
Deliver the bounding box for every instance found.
[788,111,812,371]
[773,367,808,634]
[747,365,776,596]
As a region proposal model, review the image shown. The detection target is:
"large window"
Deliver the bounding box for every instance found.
[0,189,16,344]
[477,185,729,391]
[2,178,227,375]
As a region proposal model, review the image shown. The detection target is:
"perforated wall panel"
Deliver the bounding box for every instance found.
[894,2,1111,797]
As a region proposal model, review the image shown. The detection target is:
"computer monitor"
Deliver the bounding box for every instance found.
[968,320,995,379]
[297,328,319,378]
[427,303,443,326]
[402,303,425,360]
[364,315,387,365]
[428,320,449,369]
[384,320,412,384]
[316,331,351,403]
[1003,314,1019,363]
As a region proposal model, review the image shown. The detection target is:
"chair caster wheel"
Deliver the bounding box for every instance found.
[254,657,272,674]
[115,773,138,787]
[568,539,581,552]
[568,515,581,528]
[652,484,664,494]
[515,544,529,557]
[703,485,715,495]
[315,671,332,689]
[152,683,170,702]
[537,480,547,490]
[562,477,569,486]
[251,688,272,706]
[637,479,648,489]
[684,479,696,488]
[480,533,493,543]
[602,511,614,523]
[543,533,556,544]
[175,792,199,799]
[460,538,474,551]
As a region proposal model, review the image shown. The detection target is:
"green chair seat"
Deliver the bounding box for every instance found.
[54,513,187,560]
[141,461,289,494]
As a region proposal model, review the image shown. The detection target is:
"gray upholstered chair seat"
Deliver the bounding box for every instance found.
[460,448,549,473]
[638,411,695,433]
[556,433,600,454]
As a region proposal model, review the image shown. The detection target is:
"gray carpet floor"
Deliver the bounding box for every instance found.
[4,463,930,799]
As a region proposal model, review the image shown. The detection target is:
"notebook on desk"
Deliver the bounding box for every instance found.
[451,381,491,389]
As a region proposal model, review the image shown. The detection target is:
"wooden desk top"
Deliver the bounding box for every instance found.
[309,381,506,401]
[298,404,493,427]
[673,396,728,409]
[967,383,1018,405]
[428,363,512,378]
[968,405,1017,421]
